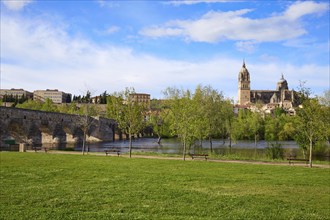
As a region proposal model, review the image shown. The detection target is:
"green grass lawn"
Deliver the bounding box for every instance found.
[1,152,329,220]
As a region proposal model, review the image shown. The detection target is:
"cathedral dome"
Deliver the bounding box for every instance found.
[238,61,250,81]
[276,74,288,91]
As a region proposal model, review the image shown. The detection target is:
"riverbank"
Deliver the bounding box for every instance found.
[26,149,330,168]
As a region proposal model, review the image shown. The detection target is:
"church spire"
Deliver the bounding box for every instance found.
[243,59,246,68]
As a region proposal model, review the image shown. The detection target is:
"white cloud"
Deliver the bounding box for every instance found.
[1,14,328,100]
[2,0,33,11]
[141,1,329,43]
[235,41,257,53]
[284,1,329,20]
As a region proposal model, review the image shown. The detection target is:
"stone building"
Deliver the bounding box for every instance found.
[129,93,151,109]
[34,89,72,104]
[0,88,33,100]
[238,61,299,112]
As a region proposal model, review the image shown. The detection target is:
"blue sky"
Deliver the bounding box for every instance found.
[1,0,329,101]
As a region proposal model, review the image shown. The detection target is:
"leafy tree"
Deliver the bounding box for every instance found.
[192,85,210,148]
[222,99,235,149]
[294,98,329,167]
[100,91,108,104]
[77,103,98,155]
[41,98,58,112]
[148,107,171,144]
[163,87,197,160]
[248,111,264,149]
[106,88,147,158]
[196,85,226,152]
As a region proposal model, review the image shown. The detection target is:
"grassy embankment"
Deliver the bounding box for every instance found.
[1,152,329,219]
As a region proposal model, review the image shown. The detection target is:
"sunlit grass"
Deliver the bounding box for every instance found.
[1,152,329,219]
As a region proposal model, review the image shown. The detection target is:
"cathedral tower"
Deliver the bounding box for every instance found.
[238,61,251,105]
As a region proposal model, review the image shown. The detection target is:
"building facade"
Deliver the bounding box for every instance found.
[0,89,33,100]
[129,93,151,109]
[33,89,71,104]
[237,62,299,111]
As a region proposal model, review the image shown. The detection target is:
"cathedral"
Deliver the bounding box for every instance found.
[237,61,299,112]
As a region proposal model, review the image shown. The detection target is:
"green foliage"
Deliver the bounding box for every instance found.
[106,88,147,157]
[41,98,58,112]
[265,142,284,159]
[72,90,93,103]
[163,87,196,159]
[162,85,230,158]
[265,113,295,142]
[1,153,330,219]
[16,99,43,110]
[1,94,28,105]
[294,98,329,166]
[233,109,264,142]
[148,108,172,139]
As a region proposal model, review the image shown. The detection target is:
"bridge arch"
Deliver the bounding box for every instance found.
[0,107,116,148]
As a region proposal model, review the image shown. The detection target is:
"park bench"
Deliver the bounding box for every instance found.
[287,157,309,165]
[33,147,49,153]
[189,154,208,161]
[104,150,120,156]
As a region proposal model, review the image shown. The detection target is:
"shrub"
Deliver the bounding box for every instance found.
[266,142,284,159]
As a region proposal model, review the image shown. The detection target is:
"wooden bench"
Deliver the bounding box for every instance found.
[33,147,49,153]
[105,150,120,156]
[287,157,309,165]
[190,154,208,161]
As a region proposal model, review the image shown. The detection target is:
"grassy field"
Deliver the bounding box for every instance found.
[1,152,329,219]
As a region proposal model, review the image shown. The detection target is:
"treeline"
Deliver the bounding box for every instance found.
[105,85,329,164]
[1,94,29,105]
[3,86,329,165]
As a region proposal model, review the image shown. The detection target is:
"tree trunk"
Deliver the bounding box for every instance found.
[129,134,132,158]
[209,136,213,153]
[183,138,186,161]
[309,138,313,168]
[82,132,86,155]
[157,136,162,145]
[229,135,232,154]
[254,134,258,149]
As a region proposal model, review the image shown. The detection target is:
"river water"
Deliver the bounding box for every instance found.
[39,138,329,161]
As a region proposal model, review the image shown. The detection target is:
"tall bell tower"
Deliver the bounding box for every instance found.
[238,61,251,105]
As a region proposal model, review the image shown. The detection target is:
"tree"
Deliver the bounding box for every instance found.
[100,91,108,104]
[247,111,264,151]
[148,107,170,144]
[196,85,226,152]
[106,88,147,158]
[192,85,210,148]
[222,99,235,150]
[77,103,98,155]
[294,98,328,167]
[41,98,58,112]
[163,87,197,160]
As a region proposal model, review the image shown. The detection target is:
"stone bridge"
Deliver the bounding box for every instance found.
[0,106,116,147]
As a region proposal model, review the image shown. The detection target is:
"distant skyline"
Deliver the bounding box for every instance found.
[1,0,329,101]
